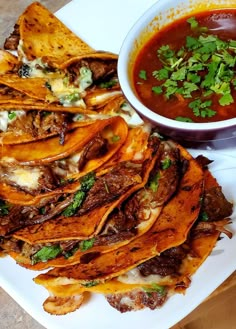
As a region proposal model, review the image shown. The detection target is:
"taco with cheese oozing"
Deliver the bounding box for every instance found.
[5,136,181,269]
[0,116,128,204]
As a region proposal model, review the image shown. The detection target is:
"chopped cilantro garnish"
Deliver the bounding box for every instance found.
[31,245,62,264]
[62,190,85,217]
[148,172,160,192]
[158,45,175,59]
[63,245,79,259]
[139,70,147,80]
[60,92,80,104]
[139,15,236,121]
[219,93,234,106]
[80,238,95,252]
[99,80,117,89]
[0,200,10,216]
[80,172,96,192]
[199,211,209,221]
[187,17,199,29]
[189,99,216,118]
[81,281,99,287]
[143,283,166,296]
[161,157,172,170]
[8,112,16,120]
[153,68,169,80]
[62,172,95,216]
[111,135,121,142]
[175,116,193,122]
[152,86,163,94]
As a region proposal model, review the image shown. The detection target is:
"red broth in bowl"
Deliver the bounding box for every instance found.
[133,9,236,123]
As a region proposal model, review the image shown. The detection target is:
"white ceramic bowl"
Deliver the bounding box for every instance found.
[118,0,236,143]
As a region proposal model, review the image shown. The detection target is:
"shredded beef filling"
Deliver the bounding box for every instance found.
[3,111,71,140]
[201,186,233,221]
[77,163,143,215]
[67,58,117,83]
[78,133,108,170]
[0,163,60,196]
[0,193,74,236]
[106,289,168,313]
[137,245,188,277]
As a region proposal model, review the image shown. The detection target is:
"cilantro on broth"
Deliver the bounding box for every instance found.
[135,11,236,123]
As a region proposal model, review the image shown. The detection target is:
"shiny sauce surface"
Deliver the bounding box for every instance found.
[133,9,236,123]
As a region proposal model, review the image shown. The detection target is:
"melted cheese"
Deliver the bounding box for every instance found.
[49,78,86,108]
[117,267,174,286]
[0,111,8,132]
[0,110,26,132]
[8,167,42,190]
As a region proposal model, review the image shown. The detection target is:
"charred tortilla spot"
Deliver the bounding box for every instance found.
[80,252,101,264]
[182,185,192,191]
[130,247,140,253]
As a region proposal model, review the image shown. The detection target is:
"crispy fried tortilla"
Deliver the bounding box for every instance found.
[0,50,19,74]
[0,75,56,103]
[9,137,181,269]
[34,167,233,315]
[0,116,128,206]
[14,2,94,65]
[12,142,160,244]
[31,143,204,284]
[0,109,95,145]
[1,116,127,165]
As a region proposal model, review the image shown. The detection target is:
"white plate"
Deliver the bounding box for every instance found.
[0,1,236,329]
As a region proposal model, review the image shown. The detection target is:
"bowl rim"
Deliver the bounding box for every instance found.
[118,0,236,132]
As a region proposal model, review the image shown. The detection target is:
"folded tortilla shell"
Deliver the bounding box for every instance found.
[0,50,19,74]
[34,168,227,300]
[18,2,94,65]
[1,116,127,165]
[34,230,220,297]
[13,147,160,245]
[32,144,204,283]
[0,75,55,102]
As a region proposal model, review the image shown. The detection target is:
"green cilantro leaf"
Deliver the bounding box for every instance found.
[187,17,198,29]
[152,86,163,94]
[80,172,96,192]
[0,199,10,216]
[139,70,147,80]
[152,68,169,80]
[163,79,178,98]
[186,36,200,50]
[8,112,16,120]
[81,281,99,287]
[175,116,193,122]
[170,67,186,81]
[199,211,209,221]
[99,80,118,89]
[80,238,95,252]
[219,93,234,106]
[143,283,166,296]
[157,45,175,59]
[189,98,216,118]
[62,191,85,217]
[187,72,201,83]
[31,245,62,265]
[161,158,172,170]
[148,172,160,192]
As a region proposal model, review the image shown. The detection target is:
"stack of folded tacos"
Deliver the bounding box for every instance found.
[0,2,234,316]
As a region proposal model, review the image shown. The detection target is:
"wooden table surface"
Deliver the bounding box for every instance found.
[0,1,235,328]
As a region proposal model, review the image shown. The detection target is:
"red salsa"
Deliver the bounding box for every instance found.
[133,9,236,123]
